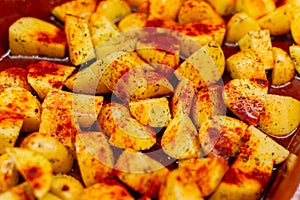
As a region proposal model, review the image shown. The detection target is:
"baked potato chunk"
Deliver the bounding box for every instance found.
[49,174,84,200]
[0,111,23,155]
[81,180,134,200]
[51,0,97,22]
[223,78,269,125]
[27,61,75,99]
[225,12,261,43]
[271,47,295,85]
[129,97,172,127]
[259,94,300,136]
[0,182,35,200]
[118,12,148,32]
[235,0,276,19]
[115,150,169,199]
[238,29,274,70]
[205,0,235,16]
[257,4,292,36]
[0,153,19,193]
[75,132,113,186]
[39,193,62,200]
[198,116,248,159]
[9,17,66,58]
[291,12,300,44]
[159,167,203,200]
[7,148,53,198]
[192,85,226,129]
[289,44,300,74]
[178,154,229,197]
[0,67,32,92]
[65,14,95,66]
[20,132,73,174]
[225,49,267,79]
[95,0,131,23]
[178,0,224,25]
[161,112,200,159]
[0,87,41,132]
[147,0,183,20]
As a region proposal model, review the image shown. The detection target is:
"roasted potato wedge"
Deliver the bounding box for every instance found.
[0,111,23,155]
[147,0,183,20]
[225,12,261,43]
[205,0,235,16]
[65,14,95,66]
[50,174,84,200]
[95,0,131,23]
[7,148,53,198]
[9,17,66,58]
[178,154,229,196]
[0,67,32,92]
[159,167,203,200]
[291,13,300,44]
[39,193,63,200]
[289,44,300,74]
[238,29,274,70]
[225,49,267,79]
[223,78,268,125]
[115,150,169,199]
[51,0,97,22]
[0,182,35,200]
[27,61,75,99]
[75,132,114,186]
[161,112,200,159]
[235,0,276,19]
[259,94,300,136]
[0,153,19,193]
[129,97,172,127]
[198,116,248,159]
[0,87,41,132]
[81,180,134,200]
[271,46,295,85]
[20,132,73,174]
[118,12,148,32]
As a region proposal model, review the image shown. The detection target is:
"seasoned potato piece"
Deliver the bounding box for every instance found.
[39,193,62,200]
[235,0,276,19]
[50,174,84,200]
[115,150,169,199]
[0,111,23,155]
[109,117,156,150]
[98,102,131,137]
[7,148,53,198]
[147,0,183,20]
[159,167,203,200]
[289,44,300,74]
[65,15,95,66]
[223,78,268,125]
[271,47,295,85]
[118,13,148,32]
[238,29,274,70]
[0,67,32,92]
[291,13,300,44]
[178,154,229,196]
[161,112,200,159]
[81,180,134,200]
[27,61,75,99]
[0,153,19,193]
[51,0,97,22]
[9,17,66,58]
[225,12,261,43]
[75,132,113,186]
[205,0,235,16]
[0,87,41,132]
[129,97,172,127]
[64,61,111,95]
[20,132,73,174]
[95,0,131,23]
[259,94,300,136]
[0,182,35,200]
[174,19,226,46]
[225,49,267,79]
[257,4,292,36]
[178,0,224,25]
[192,85,226,129]
[175,43,223,90]
[89,13,120,47]
[198,116,248,159]
[245,126,290,164]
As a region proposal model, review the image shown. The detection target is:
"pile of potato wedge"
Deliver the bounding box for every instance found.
[1,0,300,199]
